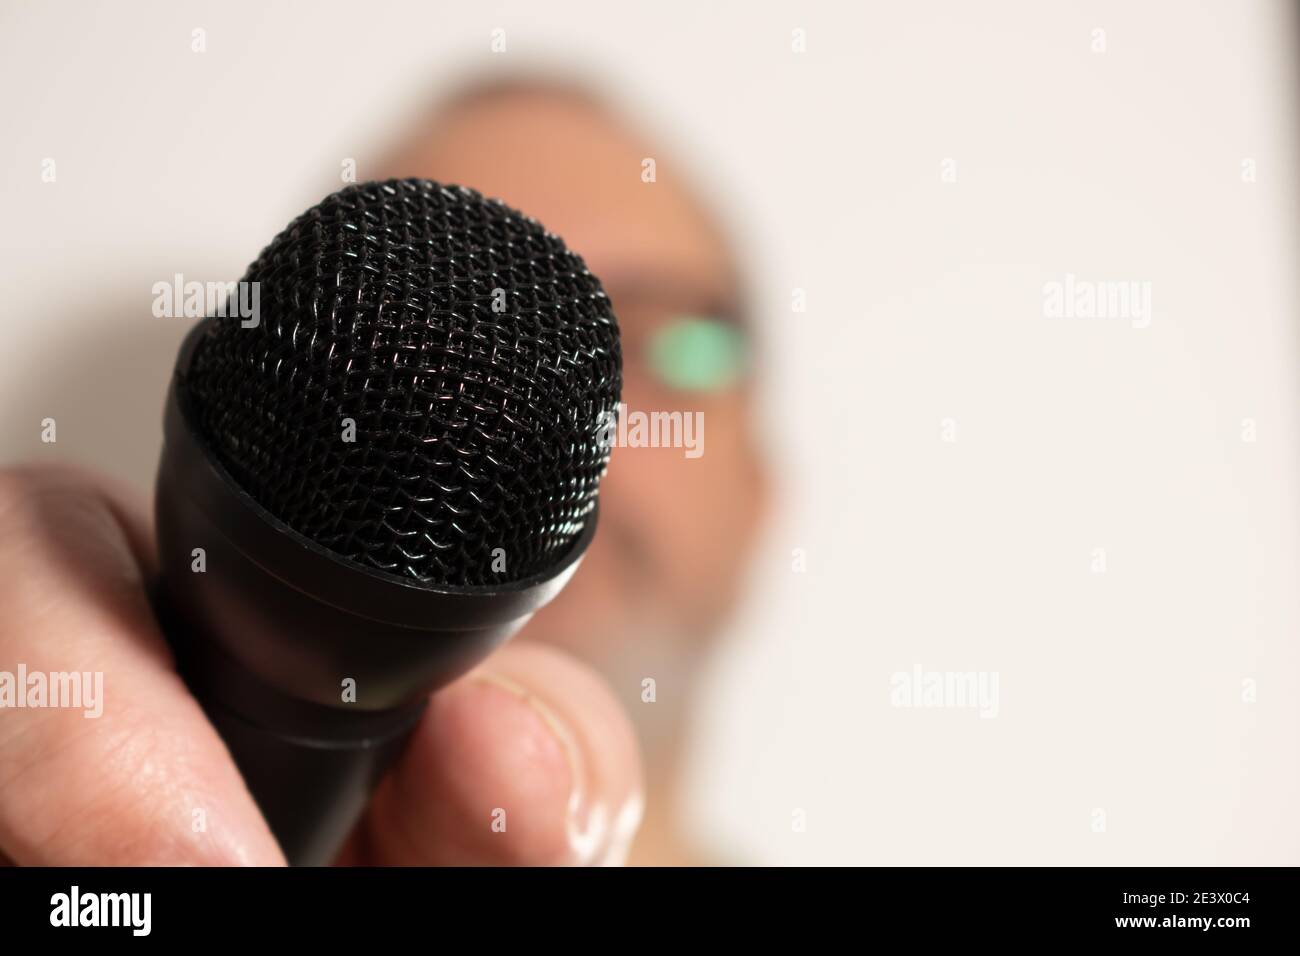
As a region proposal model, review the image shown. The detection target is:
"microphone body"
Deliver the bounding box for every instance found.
[153,320,594,865]
[148,179,620,865]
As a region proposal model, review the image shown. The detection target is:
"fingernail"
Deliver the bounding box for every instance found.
[470,672,600,863]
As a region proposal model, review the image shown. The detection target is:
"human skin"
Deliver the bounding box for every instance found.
[0,85,765,868]
[0,464,642,865]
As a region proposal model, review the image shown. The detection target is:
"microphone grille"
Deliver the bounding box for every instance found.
[183,179,622,587]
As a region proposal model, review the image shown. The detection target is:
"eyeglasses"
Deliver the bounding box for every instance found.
[613,305,750,395]
[646,314,748,392]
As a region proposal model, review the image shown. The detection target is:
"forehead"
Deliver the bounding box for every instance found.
[382,90,737,313]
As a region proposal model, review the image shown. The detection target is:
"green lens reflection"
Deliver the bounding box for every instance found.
[647,316,747,392]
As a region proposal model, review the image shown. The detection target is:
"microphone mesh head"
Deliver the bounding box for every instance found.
[183,179,622,587]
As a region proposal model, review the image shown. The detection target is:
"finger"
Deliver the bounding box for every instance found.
[0,464,284,865]
[348,641,643,866]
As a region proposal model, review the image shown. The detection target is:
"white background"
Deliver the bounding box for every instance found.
[1,0,1297,864]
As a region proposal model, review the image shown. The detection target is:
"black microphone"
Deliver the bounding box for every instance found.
[152,179,622,866]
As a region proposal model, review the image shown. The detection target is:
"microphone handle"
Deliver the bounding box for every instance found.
[199,700,419,867]
[153,591,427,866]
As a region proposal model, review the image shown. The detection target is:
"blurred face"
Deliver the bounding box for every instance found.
[384,89,767,730]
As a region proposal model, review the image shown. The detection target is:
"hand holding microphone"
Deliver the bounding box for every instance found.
[0,180,641,866]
